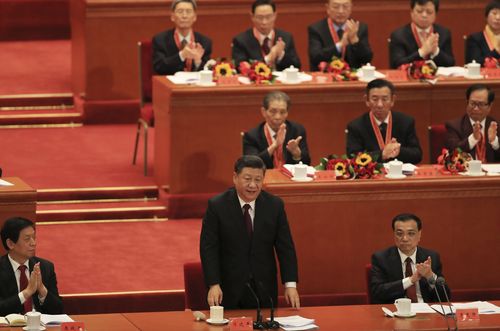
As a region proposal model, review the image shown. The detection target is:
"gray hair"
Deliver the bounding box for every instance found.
[171,0,197,10]
[262,91,291,110]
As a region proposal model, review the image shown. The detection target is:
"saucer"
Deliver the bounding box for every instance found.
[280,79,302,85]
[195,81,216,87]
[291,176,313,182]
[206,318,229,325]
[459,171,486,177]
[394,311,416,318]
[23,327,46,331]
[385,174,407,179]
[464,74,484,80]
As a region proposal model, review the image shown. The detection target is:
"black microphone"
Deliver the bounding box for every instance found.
[436,277,458,331]
[257,281,280,329]
[428,276,451,331]
[246,282,266,330]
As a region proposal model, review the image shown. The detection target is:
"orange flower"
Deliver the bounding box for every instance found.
[355,153,372,166]
[215,63,233,77]
[330,59,345,70]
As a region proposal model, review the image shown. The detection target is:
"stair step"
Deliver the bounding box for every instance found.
[0,111,82,125]
[37,186,159,202]
[0,93,73,108]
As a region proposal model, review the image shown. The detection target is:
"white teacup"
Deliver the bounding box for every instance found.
[465,60,481,77]
[209,305,224,322]
[283,66,299,83]
[26,311,41,330]
[468,160,482,174]
[294,162,308,179]
[388,159,403,176]
[199,70,213,85]
[394,298,412,315]
[361,63,376,80]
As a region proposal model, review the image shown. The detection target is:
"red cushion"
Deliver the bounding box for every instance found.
[429,124,447,163]
[140,103,154,126]
[139,40,153,103]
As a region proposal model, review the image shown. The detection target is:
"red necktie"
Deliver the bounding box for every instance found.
[242,204,253,237]
[262,37,270,55]
[18,265,33,313]
[405,257,418,302]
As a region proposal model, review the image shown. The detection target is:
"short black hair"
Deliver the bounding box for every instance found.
[1,217,35,251]
[411,0,439,12]
[171,0,197,11]
[234,155,266,175]
[466,84,495,104]
[252,0,276,14]
[391,213,422,231]
[262,91,291,110]
[485,0,500,17]
[366,78,395,96]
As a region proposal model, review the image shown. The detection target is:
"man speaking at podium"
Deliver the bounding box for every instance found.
[200,155,300,309]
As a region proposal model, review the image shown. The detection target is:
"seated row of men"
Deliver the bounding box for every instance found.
[244,80,500,166]
[200,155,450,308]
[153,0,500,75]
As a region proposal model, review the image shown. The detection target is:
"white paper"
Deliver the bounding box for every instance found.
[383,163,418,173]
[166,72,200,85]
[436,66,467,77]
[431,301,500,315]
[41,314,74,326]
[410,303,437,313]
[283,164,316,177]
[0,179,13,186]
[273,72,313,84]
[356,70,386,79]
[272,315,315,327]
[281,324,319,331]
[482,164,500,173]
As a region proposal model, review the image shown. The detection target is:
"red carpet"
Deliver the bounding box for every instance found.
[0,40,71,95]
[36,219,202,294]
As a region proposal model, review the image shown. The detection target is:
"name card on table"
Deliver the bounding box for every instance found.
[456,308,480,321]
[314,170,337,181]
[217,76,240,85]
[229,317,253,331]
[481,68,500,79]
[384,70,408,82]
[61,322,85,331]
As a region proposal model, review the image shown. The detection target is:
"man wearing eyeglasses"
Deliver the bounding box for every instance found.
[389,0,454,69]
[369,213,450,304]
[232,0,301,71]
[308,0,373,71]
[445,84,500,163]
[346,79,422,164]
[243,91,310,169]
[152,0,212,75]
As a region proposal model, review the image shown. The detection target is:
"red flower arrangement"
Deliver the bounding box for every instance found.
[484,57,499,68]
[437,148,472,173]
[204,59,236,81]
[238,60,274,84]
[315,152,384,179]
[318,57,358,81]
[400,60,437,80]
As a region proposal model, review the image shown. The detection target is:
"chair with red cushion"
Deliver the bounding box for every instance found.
[428,124,447,163]
[365,263,373,304]
[184,262,209,310]
[132,40,154,175]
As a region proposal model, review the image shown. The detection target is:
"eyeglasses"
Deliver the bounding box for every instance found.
[467,101,490,109]
[394,230,418,239]
[368,97,392,104]
[174,9,194,16]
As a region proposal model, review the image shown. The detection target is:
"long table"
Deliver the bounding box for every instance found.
[153,76,500,203]
[263,167,500,298]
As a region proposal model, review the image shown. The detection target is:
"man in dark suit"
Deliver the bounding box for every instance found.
[308,0,373,71]
[465,0,500,65]
[243,91,310,169]
[200,155,300,309]
[346,79,422,164]
[370,213,450,304]
[389,0,454,69]
[232,0,301,71]
[0,217,63,315]
[152,0,212,75]
[446,84,500,163]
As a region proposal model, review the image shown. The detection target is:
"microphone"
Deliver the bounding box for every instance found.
[257,281,280,329]
[436,277,458,331]
[428,276,451,331]
[246,282,266,330]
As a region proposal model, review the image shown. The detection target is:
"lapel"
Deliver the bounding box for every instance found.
[248,29,265,61]
[0,255,20,296]
[228,189,252,244]
[322,18,334,45]
[253,192,266,238]
[389,247,405,279]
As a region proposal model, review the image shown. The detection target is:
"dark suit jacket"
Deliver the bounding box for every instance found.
[445,115,500,162]
[243,120,311,169]
[232,28,301,71]
[389,24,455,69]
[0,255,63,315]
[308,18,373,70]
[465,31,500,65]
[152,29,212,75]
[346,111,423,164]
[200,188,298,309]
[370,246,450,304]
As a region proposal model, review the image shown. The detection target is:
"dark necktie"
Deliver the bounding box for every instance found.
[18,265,33,313]
[337,28,344,40]
[242,204,253,237]
[405,257,418,302]
[180,39,188,50]
[261,37,270,55]
[379,122,387,140]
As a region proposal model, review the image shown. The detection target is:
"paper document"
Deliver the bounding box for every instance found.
[410,303,436,313]
[431,301,500,315]
[383,163,418,173]
[166,72,200,85]
[482,164,500,173]
[436,66,467,77]
[0,179,13,186]
[271,315,318,331]
[41,314,74,326]
[273,71,313,84]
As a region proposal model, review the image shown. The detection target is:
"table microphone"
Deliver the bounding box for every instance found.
[246,282,266,330]
[257,281,280,329]
[428,276,451,331]
[437,277,458,331]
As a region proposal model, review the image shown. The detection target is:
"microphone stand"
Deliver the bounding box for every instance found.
[246,283,266,330]
[257,281,280,329]
[429,276,451,331]
[437,277,458,331]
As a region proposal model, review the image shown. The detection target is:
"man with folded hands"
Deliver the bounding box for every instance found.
[243,91,310,169]
[0,217,63,315]
[346,79,422,164]
[152,0,212,75]
[445,83,500,163]
[370,213,450,304]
